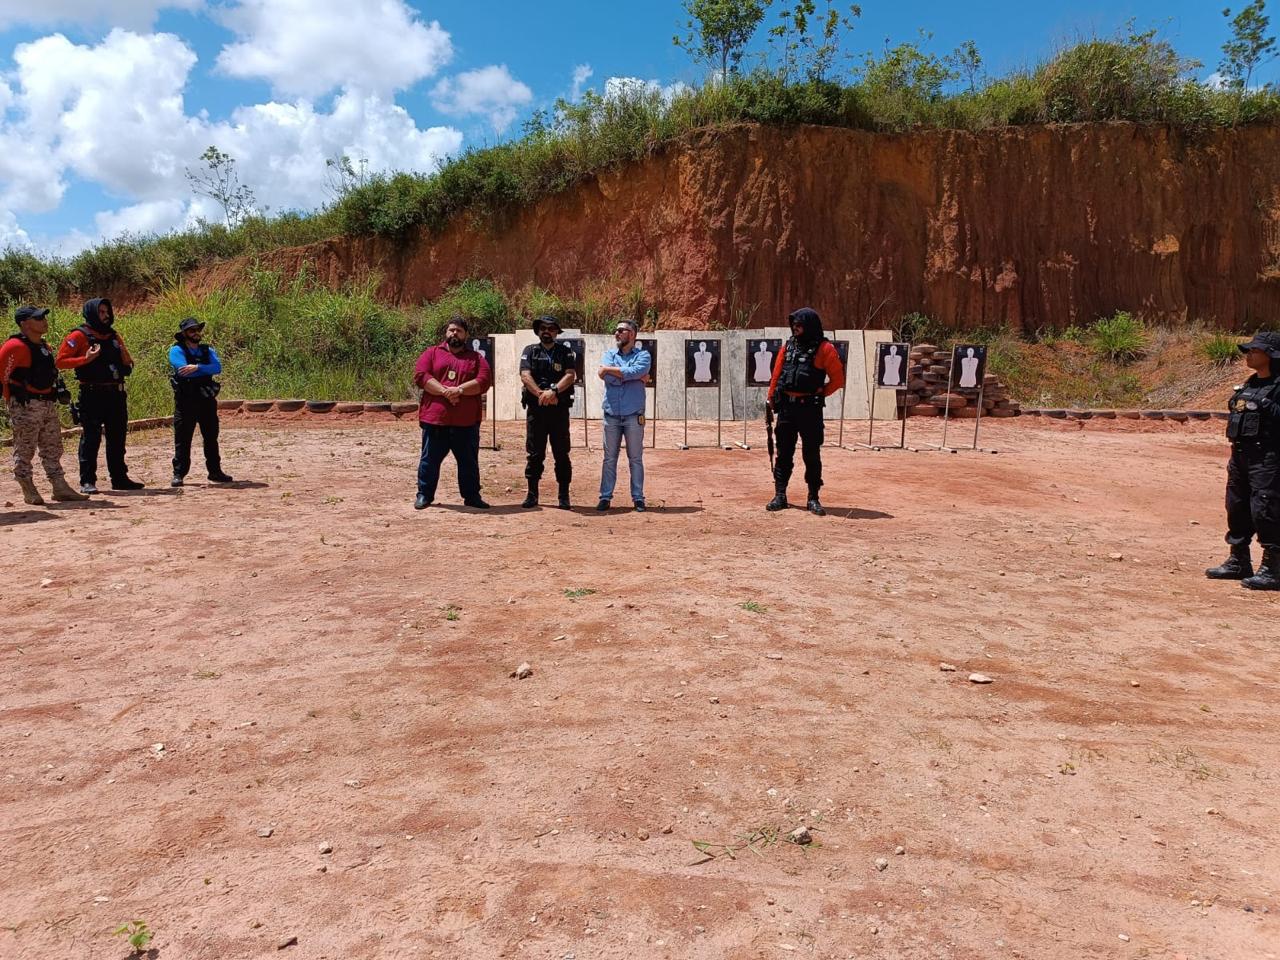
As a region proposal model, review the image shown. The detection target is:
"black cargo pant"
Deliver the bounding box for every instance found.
[78,386,129,485]
[525,403,572,487]
[773,397,824,493]
[173,393,223,479]
[1226,442,1280,549]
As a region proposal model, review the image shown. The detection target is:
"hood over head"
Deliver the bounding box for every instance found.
[81,297,115,333]
[788,307,824,342]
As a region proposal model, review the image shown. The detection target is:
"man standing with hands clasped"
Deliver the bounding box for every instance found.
[597,319,651,512]
[413,316,493,510]
[519,315,577,509]
[56,297,144,493]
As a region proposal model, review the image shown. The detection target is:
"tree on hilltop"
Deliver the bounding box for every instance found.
[1220,0,1277,91]
[674,0,770,78]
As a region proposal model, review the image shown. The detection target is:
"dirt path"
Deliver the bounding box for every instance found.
[3,419,1277,960]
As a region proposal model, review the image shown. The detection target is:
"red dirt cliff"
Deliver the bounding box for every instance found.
[183,122,1280,331]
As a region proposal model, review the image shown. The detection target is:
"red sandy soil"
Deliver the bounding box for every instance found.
[2,418,1277,960]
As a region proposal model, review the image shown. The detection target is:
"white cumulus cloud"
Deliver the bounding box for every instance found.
[0,27,463,254]
[570,63,593,101]
[431,64,533,133]
[0,0,201,30]
[216,0,453,98]
[604,76,690,104]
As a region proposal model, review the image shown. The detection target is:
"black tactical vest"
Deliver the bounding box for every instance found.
[778,338,826,395]
[6,333,56,391]
[73,324,128,383]
[172,341,215,393]
[522,341,576,408]
[1227,378,1280,443]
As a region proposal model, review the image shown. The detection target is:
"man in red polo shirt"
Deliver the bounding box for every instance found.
[413,316,493,510]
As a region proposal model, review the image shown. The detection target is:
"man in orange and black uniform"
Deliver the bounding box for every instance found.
[765,307,845,516]
[56,297,144,493]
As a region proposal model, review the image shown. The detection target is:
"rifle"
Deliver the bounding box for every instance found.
[765,399,775,474]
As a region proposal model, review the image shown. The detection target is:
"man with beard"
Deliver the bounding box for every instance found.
[518,315,577,509]
[765,307,845,516]
[412,316,493,510]
[597,319,651,512]
[56,297,144,492]
[1,305,87,504]
[168,317,233,487]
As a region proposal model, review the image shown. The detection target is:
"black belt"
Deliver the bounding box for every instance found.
[779,393,823,406]
[80,382,125,391]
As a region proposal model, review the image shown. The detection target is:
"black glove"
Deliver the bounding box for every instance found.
[9,381,28,404]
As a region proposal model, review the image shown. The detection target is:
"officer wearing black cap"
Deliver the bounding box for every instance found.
[168,317,233,487]
[518,316,577,508]
[1206,331,1280,590]
[1,305,86,504]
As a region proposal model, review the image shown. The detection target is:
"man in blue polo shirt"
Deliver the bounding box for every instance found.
[596,319,652,512]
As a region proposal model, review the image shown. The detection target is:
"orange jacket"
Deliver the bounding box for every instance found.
[0,336,52,401]
[767,339,846,400]
[56,326,133,373]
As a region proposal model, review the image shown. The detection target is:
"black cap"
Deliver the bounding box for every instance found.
[533,315,562,334]
[1238,331,1280,360]
[15,305,49,324]
[178,317,205,334]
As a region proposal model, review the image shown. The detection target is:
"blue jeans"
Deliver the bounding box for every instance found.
[600,413,644,503]
[417,423,481,501]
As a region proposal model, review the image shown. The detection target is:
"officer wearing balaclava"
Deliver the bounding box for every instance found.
[55,297,144,493]
[1206,331,1280,590]
[765,307,845,515]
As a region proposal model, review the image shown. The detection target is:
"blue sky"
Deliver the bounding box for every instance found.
[0,0,1274,257]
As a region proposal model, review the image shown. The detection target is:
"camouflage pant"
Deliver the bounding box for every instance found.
[7,398,67,482]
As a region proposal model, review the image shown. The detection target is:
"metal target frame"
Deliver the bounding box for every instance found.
[851,339,912,452]
[679,336,723,450]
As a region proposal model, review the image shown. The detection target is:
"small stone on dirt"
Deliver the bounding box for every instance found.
[319,841,333,854]
[552,635,567,642]
[637,830,649,841]
[511,662,533,679]
[895,845,905,855]
[1108,552,1124,561]
[39,578,53,588]
[766,652,784,660]
[939,662,957,672]
[788,826,812,845]
[257,827,274,838]
[968,673,994,684]
[343,779,362,789]
[874,857,889,871]
[277,935,298,949]
[1118,934,1130,942]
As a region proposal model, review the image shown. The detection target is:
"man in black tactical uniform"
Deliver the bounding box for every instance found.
[1206,331,1280,590]
[518,316,578,509]
[765,307,845,516]
[55,297,144,492]
[169,317,233,487]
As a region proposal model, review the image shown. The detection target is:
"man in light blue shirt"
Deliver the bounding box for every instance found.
[596,319,651,512]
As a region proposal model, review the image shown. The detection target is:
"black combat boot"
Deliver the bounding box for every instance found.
[1205,544,1252,580]
[521,483,538,508]
[1242,548,1280,591]
[806,488,826,516]
[557,482,571,510]
[766,486,789,511]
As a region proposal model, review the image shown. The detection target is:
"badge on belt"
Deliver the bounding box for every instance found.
[446,370,458,381]
[1247,401,1259,410]
[553,363,562,372]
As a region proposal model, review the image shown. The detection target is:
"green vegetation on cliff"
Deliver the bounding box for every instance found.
[2,17,1279,304]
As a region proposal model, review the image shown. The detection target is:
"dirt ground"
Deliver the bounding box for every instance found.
[2,416,1278,960]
